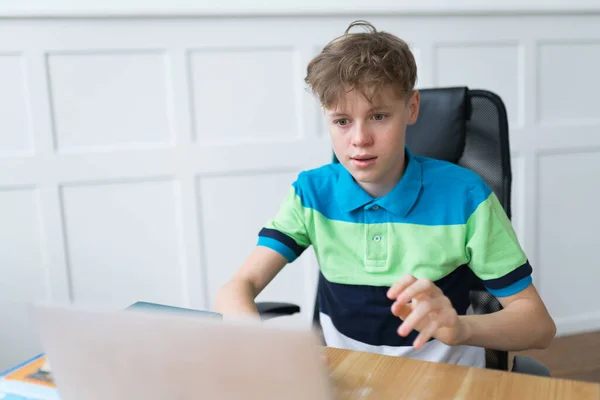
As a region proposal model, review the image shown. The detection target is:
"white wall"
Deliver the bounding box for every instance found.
[1,3,600,370]
[2,0,600,16]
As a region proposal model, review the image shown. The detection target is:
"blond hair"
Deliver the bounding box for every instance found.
[305,20,417,108]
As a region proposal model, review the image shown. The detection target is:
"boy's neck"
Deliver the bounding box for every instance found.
[357,156,407,198]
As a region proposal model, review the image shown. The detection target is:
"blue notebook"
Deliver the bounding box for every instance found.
[126,301,222,319]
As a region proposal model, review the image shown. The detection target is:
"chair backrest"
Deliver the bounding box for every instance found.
[408,87,512,370]
[325,87,512,370]
[404,87,511,218]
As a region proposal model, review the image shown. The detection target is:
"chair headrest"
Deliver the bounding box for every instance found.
[405,87,468,163]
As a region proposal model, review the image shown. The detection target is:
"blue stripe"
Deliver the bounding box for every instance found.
[295,159,491,226]
[257,237,298,262]
[485,276,532,297]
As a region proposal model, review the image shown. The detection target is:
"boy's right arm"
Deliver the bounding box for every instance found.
[213,245,289,318]
[214,177,310,319]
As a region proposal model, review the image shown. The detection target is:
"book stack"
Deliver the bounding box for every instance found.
[0,354,59,399]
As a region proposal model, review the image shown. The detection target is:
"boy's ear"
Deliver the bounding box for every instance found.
[406,91,420,125]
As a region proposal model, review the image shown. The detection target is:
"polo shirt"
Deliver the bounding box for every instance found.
[257,147,533,367]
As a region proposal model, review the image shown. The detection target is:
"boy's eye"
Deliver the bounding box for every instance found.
[335,119,349,126]
[373,114,386,121]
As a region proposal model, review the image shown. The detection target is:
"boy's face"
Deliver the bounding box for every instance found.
[324,86,420,197]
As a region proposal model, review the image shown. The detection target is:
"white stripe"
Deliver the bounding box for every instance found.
[320,312,485,368]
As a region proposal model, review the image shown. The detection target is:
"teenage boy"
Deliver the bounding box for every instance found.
[214,20,556,367]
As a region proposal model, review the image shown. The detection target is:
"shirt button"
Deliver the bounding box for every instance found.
[373,235,382,242]
[371,205,379,210]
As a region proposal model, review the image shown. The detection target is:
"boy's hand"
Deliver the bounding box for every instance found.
[387,274,468,349]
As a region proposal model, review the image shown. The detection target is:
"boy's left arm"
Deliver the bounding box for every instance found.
[458,282,556,351]
[388,184,556,351]
[388,274,555,351]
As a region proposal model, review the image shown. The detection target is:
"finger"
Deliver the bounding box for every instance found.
[413,320,439,349]
[394,278,439,305]
[391,301,412,319]
[387,274,417,299]
[397,298,436,337]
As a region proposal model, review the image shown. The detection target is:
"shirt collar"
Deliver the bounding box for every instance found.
[335,147,423,217]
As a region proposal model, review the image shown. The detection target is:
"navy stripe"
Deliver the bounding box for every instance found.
[482,261,533,290]
[258,228,305,257]
[433,264,475,315]
[317,265,475,347]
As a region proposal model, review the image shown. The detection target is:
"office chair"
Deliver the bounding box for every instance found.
[255,87,550,377]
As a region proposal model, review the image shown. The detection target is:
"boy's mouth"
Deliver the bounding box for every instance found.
[351,155,378,168]
[352,154,377,161]
[352,155,377,161]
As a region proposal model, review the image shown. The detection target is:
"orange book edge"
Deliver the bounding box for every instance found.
[4,357,56,389]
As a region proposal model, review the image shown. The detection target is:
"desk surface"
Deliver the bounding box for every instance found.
[325,347,600,399]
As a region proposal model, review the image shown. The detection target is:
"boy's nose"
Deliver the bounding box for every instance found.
[351,124,373,146]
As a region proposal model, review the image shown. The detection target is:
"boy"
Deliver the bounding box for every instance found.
[214,20,556,367]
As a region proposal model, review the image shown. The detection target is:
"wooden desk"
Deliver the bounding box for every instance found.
[325,347,600,399]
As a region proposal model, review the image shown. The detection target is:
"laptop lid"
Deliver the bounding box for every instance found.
[30,304,333,400]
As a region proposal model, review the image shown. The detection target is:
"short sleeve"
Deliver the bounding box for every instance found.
[257,179,311,263]
[465,182,533,297]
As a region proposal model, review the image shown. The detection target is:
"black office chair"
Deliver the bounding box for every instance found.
[255,87,550,376]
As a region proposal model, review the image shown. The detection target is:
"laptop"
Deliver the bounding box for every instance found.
[30,304,334,400]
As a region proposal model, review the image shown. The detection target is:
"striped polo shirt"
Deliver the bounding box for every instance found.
[257,147,532,367]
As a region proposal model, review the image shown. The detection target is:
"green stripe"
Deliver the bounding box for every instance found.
[264,186,311,249]
[306,210,469,286]
[465,192,527,281]
[263,187,526,288]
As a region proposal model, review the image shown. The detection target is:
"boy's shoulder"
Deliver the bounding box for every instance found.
[293,162,344,190]
[414,155,495,218]
[416,154,489,192]
[286,163,343,209]
[410,155,495,223]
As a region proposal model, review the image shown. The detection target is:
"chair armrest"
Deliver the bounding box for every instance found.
[511,355,551,377]
[255,301,301,319]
